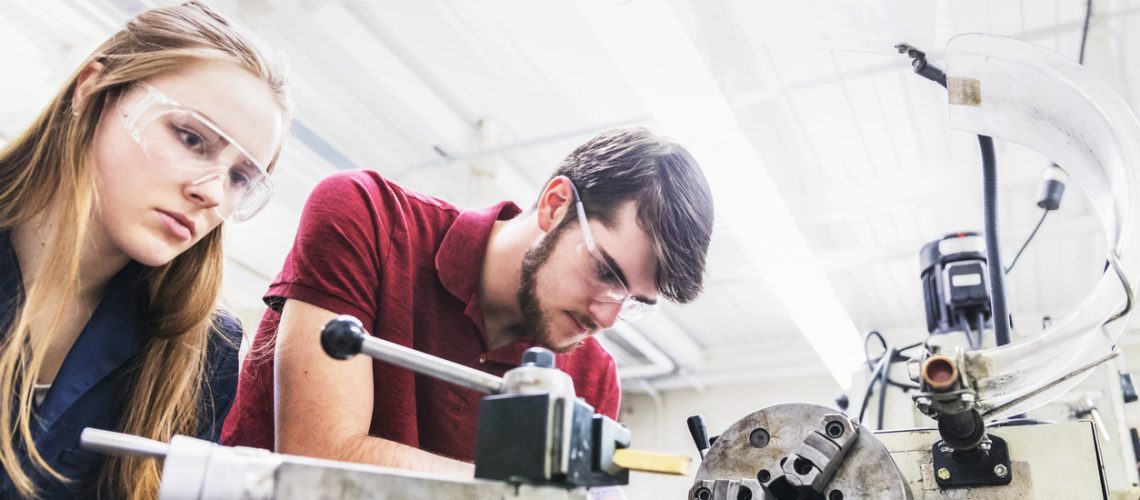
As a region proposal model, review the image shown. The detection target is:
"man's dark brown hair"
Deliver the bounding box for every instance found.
[540,127,715,303]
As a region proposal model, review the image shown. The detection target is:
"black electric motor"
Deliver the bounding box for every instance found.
[920,232,993,338]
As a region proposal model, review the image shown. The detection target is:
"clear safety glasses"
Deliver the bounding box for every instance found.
[569,182,659,322]
[117,82,274,223]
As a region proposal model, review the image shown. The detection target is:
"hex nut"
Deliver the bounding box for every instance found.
[994,464,1009,478]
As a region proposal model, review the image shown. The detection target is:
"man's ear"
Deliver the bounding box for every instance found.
[536,175,574,233]
[72,61,106,114]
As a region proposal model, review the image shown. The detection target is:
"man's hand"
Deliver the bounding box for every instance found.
[273,299,475,477]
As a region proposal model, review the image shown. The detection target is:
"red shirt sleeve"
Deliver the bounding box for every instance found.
[267,171,389,326]
[594,355,622,420]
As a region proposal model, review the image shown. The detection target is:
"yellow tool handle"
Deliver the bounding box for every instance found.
[612,448,692,475]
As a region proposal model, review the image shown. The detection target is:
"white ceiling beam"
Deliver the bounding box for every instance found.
[799,146,1054,221]
[815,213,1104,272]
[578,0,865,387]
[705,211,1103,280]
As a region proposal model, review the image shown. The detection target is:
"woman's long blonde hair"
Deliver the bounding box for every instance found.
[0,2,289,498]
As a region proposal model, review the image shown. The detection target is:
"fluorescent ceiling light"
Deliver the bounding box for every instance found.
[577,0,864,386]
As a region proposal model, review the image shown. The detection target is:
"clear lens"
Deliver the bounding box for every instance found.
[120,83,274,223]
[579,242,629,301]
[576,242,658,322]
[619,299,658,322]
[569,182,659,322]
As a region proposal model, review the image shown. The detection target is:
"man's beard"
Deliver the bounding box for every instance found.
[515,221,590,353]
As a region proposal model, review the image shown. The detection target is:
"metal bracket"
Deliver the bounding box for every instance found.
[931,435,1012,488]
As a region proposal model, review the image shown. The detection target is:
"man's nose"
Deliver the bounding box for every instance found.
[588,300,622,330]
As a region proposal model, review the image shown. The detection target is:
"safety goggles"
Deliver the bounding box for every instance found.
[117,82,274,223]
[569,182,659,322]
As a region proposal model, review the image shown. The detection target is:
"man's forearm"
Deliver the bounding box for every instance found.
[280,432,475,477]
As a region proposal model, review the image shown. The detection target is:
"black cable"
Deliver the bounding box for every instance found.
[858,351,890,424]
[897,48,1012,347]
[863,330,889,371]
[1005,209,1049,274]
[958,313,976,350]
[976,311,986,349]
[858,331,923,426]
[884,385,910,395]
[1079,0,1093,65]
[964,314,972,348]
[877,348,892,430]
[979,135,1013,347]
[863,331,924,367]
[895,44,946,87]
[972,315,981,349]
[885,377,919,390]
[1000,2,1085,277]
[863,331,922,390]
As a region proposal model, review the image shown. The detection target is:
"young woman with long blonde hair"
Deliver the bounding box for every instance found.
[0,2,290,498]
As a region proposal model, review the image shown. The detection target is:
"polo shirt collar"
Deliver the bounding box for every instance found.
[434,203,561,367]
[435,201,520,340]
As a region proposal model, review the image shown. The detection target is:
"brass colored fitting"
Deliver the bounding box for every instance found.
[921,355,959,391]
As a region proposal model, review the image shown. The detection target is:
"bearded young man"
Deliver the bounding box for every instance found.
[222,128,715,475]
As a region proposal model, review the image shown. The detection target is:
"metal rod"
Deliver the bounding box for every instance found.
[359,336,506,395]
[1104,251,1134,325]
[80,428,168,459]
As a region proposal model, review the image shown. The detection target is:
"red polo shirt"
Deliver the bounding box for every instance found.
[221,170,621,461]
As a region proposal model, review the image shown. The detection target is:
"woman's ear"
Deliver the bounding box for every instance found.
[72,61,106,114]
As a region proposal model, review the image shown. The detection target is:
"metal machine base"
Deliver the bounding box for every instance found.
[878,421,1109,499]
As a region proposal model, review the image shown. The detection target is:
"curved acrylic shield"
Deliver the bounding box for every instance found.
[943,34,1140,419]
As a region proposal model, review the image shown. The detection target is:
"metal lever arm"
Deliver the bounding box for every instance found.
[321,315,506,395]
[81,428,169,458]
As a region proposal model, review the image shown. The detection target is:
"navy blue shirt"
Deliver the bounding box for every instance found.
[0,231,242,498]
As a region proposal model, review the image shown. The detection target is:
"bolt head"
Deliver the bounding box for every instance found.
[937,468,951,480]
[993,464,1009,478]
[522,347,555,368]
[749,428,771,449]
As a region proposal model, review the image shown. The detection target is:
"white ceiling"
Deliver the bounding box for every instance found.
[1,0,1136,392]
